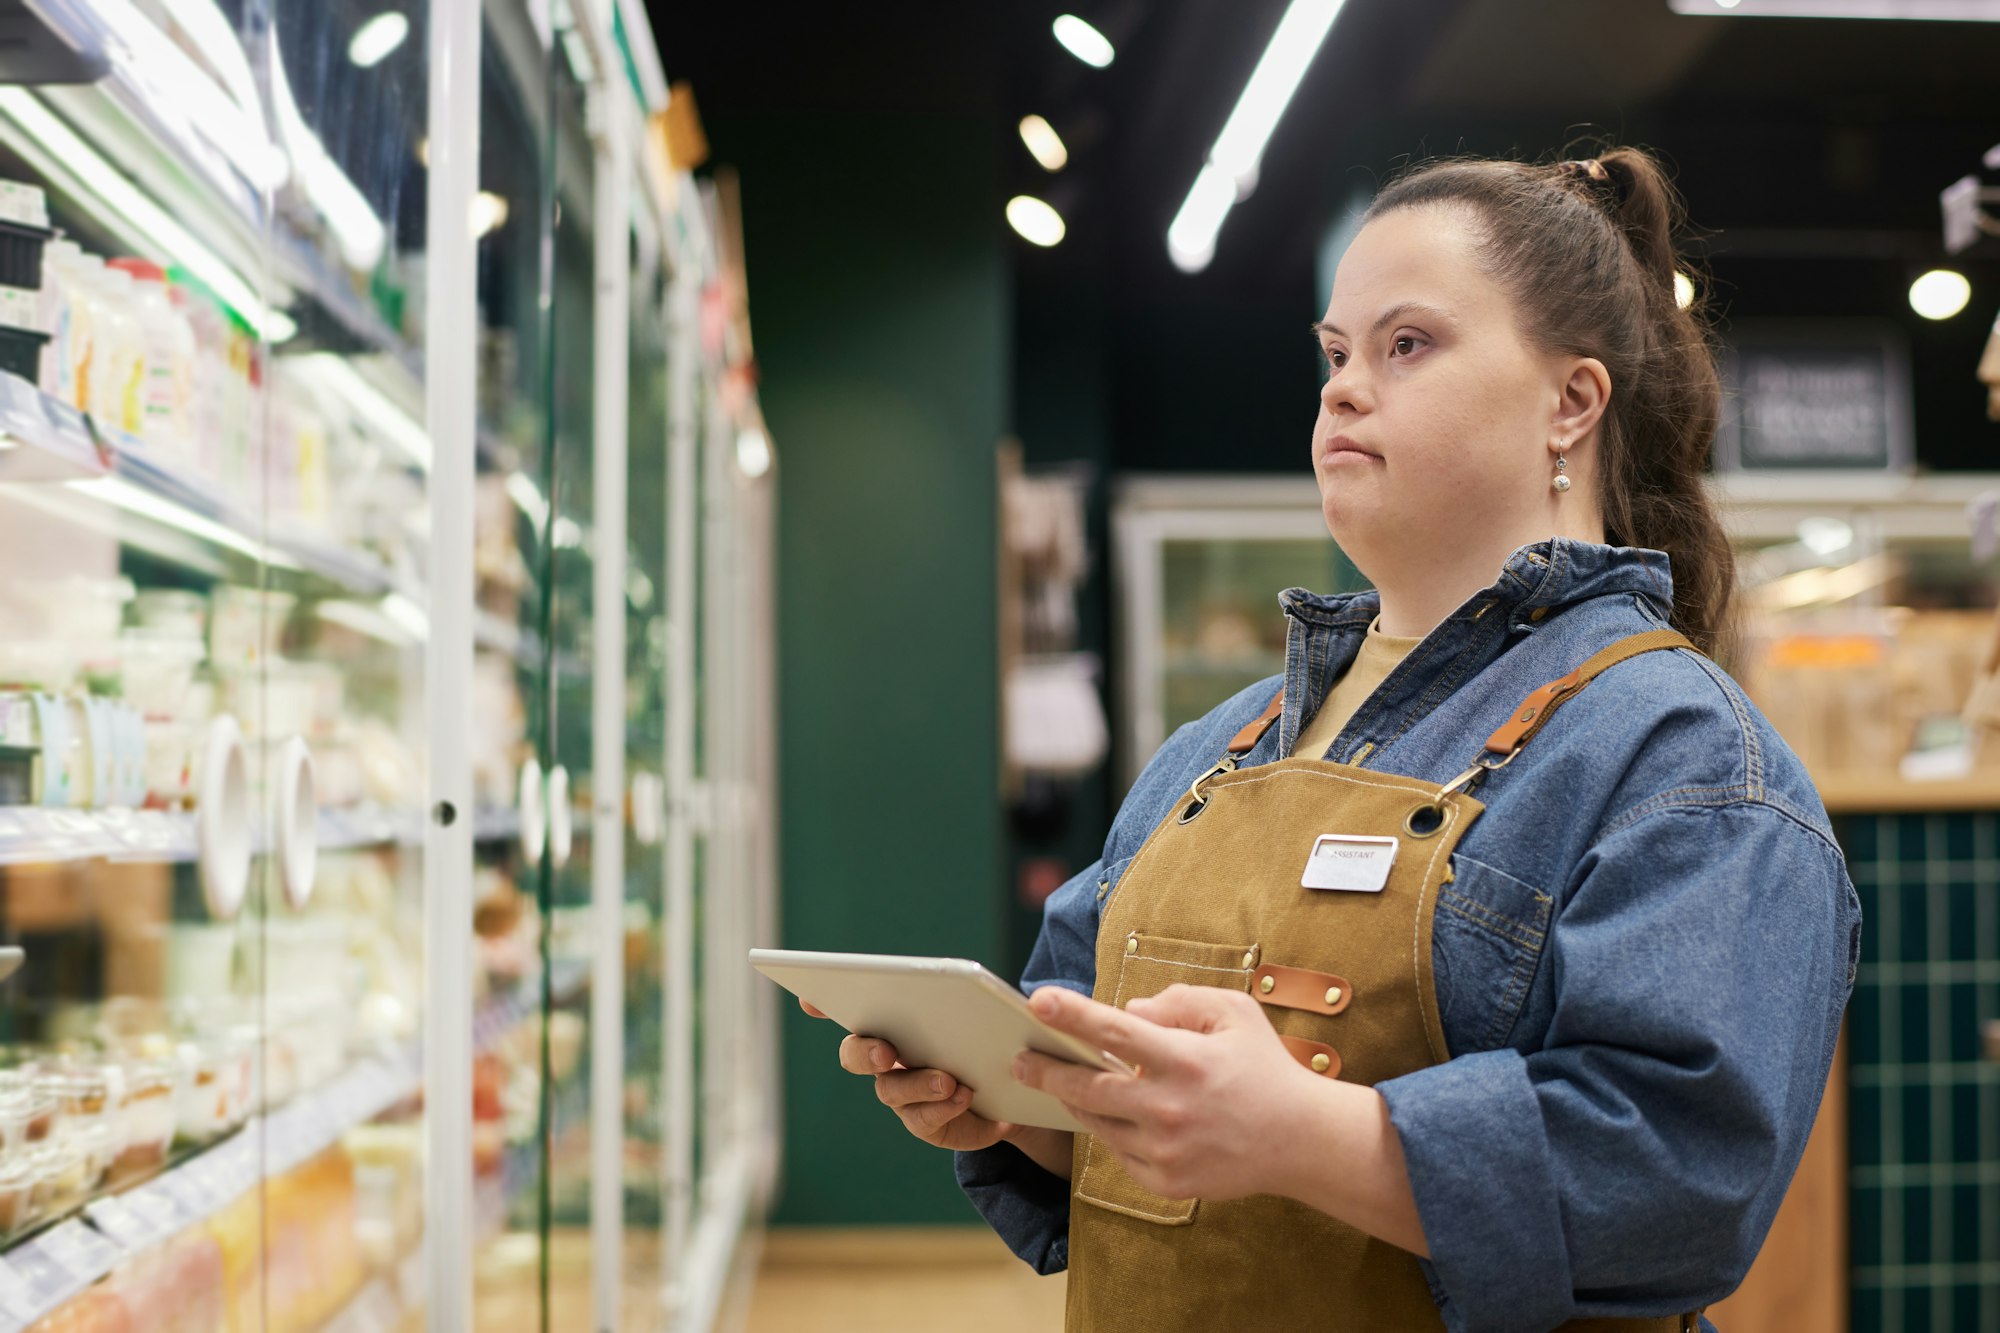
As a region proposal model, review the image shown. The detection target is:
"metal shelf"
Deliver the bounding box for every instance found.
[0,1048,420,1330]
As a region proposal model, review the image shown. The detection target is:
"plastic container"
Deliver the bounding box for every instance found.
[0,218,52,292]
[0,323,48,381]
[21,576,133,643]
[49,243,94,410]
[130,589,206,640]
[0,1153,32,1236]
[109,1058,175,1182]
[208,586,293,670]
[118,629,205,721]
[88,265,145,436]
[142,718,198,807]
[165,922,236,1000]
[108,258,193,454]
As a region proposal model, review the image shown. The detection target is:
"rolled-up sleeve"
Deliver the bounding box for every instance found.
[953,856,1104,1273]
[1378,802,1860,1333]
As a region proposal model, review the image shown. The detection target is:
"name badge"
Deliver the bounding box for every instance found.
[1301,834,1399,893]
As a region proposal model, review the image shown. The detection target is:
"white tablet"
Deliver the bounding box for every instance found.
[750,947,1131,1134]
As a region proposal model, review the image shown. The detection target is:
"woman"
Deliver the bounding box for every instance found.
[812,147,1860,1332]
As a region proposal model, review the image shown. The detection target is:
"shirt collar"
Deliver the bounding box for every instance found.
[1276,537,1676,629]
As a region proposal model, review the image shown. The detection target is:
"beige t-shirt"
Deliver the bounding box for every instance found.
[1293,617,1424,762]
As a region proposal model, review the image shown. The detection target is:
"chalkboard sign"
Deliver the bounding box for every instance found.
[1716,324,1913,471]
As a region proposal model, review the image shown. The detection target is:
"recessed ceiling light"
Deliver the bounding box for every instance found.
[1909,268,1971,319]
[349,12,409,68]
[1019,115,1068,172]
[1052,15,1115,68]
[1007,195,1066,247]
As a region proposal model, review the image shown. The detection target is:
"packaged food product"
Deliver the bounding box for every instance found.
[107,259,194,455]
[108,1057,176,1182]
[164,922,236,1002]
[129,589,206,640]
[0,178,49,231]
[32,692,73,806]
[0,1151,33,1235]
[116,629,205,721]
[37,239,80,399]
[208,586,294,670]
[88,265,145,437]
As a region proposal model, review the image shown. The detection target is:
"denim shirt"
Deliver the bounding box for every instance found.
[956,538,1861,1333]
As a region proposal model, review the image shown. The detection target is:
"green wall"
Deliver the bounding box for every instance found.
[721,111,1008,1225]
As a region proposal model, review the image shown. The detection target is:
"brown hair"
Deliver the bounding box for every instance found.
[1362,145,1736,657]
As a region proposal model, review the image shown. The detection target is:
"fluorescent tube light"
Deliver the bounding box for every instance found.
[0,88,296,342]
[1052,15,1115,67]
[293,353,433,471]
[268,46,388,272]
[1019,115,1069,172]
[1669,0,2000,18]
[1167,164,1238,273]
[349,13,410,68]
[1165,0,1346,272]
[1007,195,1067,247]
[66,475,304,569]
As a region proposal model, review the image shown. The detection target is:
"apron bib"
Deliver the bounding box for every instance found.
[1066,631,1703,1333]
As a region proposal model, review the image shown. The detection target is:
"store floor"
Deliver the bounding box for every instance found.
[742,1227,1066,1333]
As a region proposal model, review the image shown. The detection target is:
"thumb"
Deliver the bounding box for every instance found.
[1125,983,1237,1034]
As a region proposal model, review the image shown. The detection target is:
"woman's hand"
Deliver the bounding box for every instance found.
[1012,983,1307,1201]
[1014,984,1428,1254]
[799,999,1075,1175]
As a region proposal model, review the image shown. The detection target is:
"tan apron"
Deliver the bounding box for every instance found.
[1067,630,1703,1333]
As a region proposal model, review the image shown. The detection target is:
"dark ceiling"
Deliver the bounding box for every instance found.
[651,0,2000,473]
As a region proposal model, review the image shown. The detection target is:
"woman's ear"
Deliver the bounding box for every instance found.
[1551,356,1612,452]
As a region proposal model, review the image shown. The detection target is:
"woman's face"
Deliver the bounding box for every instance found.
[1311,205,1576,580]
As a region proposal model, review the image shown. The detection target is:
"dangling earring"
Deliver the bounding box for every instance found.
[1551,451,1571,494]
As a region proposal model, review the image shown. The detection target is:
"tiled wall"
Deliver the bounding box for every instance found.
[1841,812,2000,1332]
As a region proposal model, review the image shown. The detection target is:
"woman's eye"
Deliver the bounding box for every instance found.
[1390,334,1423,357]
[1324,348,1346,369]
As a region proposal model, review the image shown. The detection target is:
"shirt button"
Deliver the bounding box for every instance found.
[1259,975,1275,994]
[1125,936,1138,955]
[1325,987,1342,1006]
[1310,1053,1332,1074]
[1240,950,1255,968]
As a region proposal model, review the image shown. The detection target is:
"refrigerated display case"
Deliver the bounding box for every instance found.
[0,1,779,1330]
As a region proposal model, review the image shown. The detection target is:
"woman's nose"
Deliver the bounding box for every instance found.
[1322,367,1370,415]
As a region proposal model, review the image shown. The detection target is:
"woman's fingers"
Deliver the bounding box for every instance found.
[837,1034,899,1075]
[874,1066,958,1110]
[892,1081,974,1132]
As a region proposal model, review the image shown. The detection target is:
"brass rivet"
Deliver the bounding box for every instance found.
[1529,606,1548,622]
[1325,987,1342,1006]
[1310,1053,1332,1074]
[1259,975,1275,994]
[1241,951,1255,969]
[1125,937,1138,955]
[1518,706,1537,723]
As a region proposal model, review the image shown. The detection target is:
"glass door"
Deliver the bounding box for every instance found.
[467,2,558,1327]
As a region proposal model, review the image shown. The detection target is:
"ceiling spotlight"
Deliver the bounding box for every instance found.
[471,191,509,239]
[1019,115,1069,172]
[1007,195,1066,247]
[348,12,409,68]
[736,428,772,479]
[1053,15,1115,68]
[1909,268,1971,320]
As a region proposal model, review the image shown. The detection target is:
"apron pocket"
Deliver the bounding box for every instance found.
[1434,853,1553,1053]
[1073,931,1256,1225]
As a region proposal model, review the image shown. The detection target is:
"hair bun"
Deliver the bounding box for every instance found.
[1558,158,1625,211]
